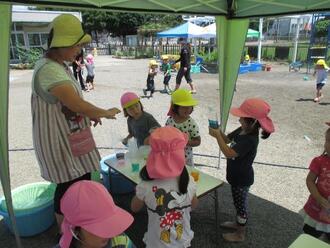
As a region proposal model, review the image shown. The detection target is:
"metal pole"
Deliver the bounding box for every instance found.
[258,18,263,63]
[293,17,301,63]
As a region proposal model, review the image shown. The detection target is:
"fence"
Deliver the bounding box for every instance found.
[86,43,322,63]
[85,43,217,58]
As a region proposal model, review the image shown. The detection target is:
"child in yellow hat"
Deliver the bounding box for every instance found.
[313,59,329,102]
[143,60,158,98]
[165,89,201,166]
[161,55,172,94]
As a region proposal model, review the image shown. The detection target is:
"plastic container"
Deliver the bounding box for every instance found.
[208,108,219,129]
[239,65,250,74]
[0,182,56,237]
[249,62,262,71]
[190,65,201,74]
[100,154,135,194]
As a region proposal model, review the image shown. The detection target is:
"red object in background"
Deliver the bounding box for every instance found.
[266,64,271,71]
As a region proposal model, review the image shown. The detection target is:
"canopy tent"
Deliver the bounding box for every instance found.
[157,21,205,38]
[201,23,260,38]
[247,28,259,38]
[2,1,330,247]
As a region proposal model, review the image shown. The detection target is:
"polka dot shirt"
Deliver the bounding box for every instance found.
[165,116,200,166]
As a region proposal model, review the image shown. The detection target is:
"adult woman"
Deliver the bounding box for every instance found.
[31,14,120,230]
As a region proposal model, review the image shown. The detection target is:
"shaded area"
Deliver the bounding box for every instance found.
[0,182,302,248]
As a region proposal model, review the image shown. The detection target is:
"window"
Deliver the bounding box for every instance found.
[28,33,41,46]
[27,33,48,48]
[10,32,25,60]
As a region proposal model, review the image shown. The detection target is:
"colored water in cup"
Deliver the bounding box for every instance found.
[191,171,200,182]
[131,163,140,172]
[208,119,219,129]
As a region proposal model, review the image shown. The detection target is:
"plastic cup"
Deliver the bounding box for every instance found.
[131,163,140,172]
[191,171,200,182]
[208,119,219,129]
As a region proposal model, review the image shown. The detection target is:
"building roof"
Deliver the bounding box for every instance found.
[12,8,81,23]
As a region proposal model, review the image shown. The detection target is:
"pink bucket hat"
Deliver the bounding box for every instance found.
[120,92,140,109]
[86,53,94,63]
[146,126,188,179]
[59,181,133,248]
[230,98,275,133]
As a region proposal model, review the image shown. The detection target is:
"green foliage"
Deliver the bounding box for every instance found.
[138,14,183,37]
[262,47,276,60]
[315,19,330,38]
[138,23,169,37]
[297,47,308,62]
[16,45,43,68]
[198,50,218,63]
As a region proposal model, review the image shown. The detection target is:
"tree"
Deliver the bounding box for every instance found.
[315,19,330,38]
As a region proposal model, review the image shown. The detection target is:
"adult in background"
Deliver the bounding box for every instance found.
[72,49,86,91]
[175,38,197,94]
[31,13,121,232]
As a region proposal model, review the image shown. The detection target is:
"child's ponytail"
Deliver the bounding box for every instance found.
[140,165,190,194]
[179,167,189,194]
[244,117,271,139]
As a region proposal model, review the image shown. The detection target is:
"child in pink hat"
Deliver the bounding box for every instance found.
[299,122,330,241]
[120,92,160,147]
[131,126,198,247]
[208,98,274,242]
[56,180,134,248]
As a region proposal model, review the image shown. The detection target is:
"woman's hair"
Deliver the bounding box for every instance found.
[171,104,193,116]
[123,101,143,117]
[140,166,190,194]
[243,117,271,139]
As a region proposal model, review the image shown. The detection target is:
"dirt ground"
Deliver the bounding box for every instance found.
[1,56,329,248]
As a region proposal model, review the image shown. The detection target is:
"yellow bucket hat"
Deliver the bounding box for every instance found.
[162,55,169,60]
[171,89,198,106]
[245,54,250,60]
[49,14,91,48]
[149,60,158,66]
[316,59,329,69]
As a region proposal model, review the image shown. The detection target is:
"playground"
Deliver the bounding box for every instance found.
[1,56,329,247]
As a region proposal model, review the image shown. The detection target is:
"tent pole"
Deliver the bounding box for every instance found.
[293,17,301,63]
[216,16,249,169]
[0,3,23,248]
[258,18,263,63]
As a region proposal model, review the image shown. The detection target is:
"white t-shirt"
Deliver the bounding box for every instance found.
[136,175,197,248]
[165,117,200,166]
[316,69,328,84]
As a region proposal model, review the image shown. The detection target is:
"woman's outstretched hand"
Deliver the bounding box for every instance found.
[209,127,220,138]
[106,108,121,119]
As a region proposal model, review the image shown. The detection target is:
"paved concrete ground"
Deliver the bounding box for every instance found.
[1,56,330,247]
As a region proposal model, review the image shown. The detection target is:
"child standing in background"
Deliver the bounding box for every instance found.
[85,54,95,90]
[313,59,329,102]
[143,60,158,98]
[131,126,198,248]
[300,123,330,241]
[209,98,274,242]
[161,55,172,94]
[166,89,201,166]
[72,49,86,91]
[121,92,160,147]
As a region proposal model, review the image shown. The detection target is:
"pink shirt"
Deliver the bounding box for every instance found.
[304,155,330,224]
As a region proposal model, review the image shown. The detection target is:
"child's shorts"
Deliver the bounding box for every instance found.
[316,82,325,89]
[163,75,171,85]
